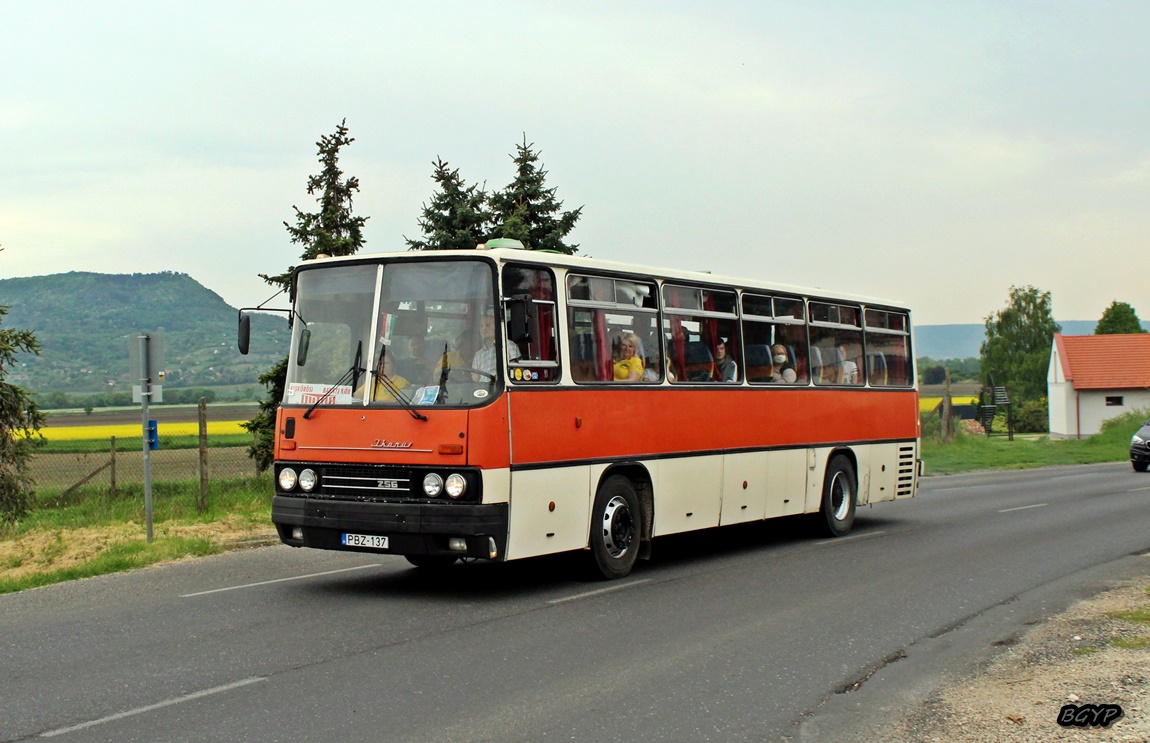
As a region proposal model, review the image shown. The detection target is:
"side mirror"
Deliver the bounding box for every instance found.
[506,295,535,345]
[237,312,251,355]
[296,328,311,366]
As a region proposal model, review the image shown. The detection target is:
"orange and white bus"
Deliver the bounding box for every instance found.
[242,240,920,579]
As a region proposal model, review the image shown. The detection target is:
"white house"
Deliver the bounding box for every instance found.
[1048,333,1150,439]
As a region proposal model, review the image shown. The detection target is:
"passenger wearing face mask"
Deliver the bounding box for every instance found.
[770,344,797,383]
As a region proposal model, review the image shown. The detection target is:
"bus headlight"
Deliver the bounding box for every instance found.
[423,473,444,497]
[445,473,467,499]
[278,468,298,491]
[298,468,317,492]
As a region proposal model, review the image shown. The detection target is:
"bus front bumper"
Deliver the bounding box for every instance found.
[272,496,509,560]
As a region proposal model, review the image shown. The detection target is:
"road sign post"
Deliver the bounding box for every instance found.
[131,332,164,543]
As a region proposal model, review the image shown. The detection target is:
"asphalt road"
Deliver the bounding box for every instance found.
[3,463,1149,742]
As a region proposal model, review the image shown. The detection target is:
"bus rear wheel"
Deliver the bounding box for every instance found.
[817,455,857,537]
[589,475,641,580]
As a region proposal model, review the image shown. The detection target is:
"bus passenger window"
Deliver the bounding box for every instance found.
[663,285,739,384]
[864,309,911,387]
[567,274,661,384]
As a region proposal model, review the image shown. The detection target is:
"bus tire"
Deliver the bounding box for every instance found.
[589,475,641,580]
[818,455,856,537]
[404,554,458,570]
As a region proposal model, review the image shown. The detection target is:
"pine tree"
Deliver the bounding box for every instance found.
[488,135,582,254]
[405,158,489,251]
[245,120,368,470]
[0,303,45,523]
[1094,300,1146,335]
[979,285,1061,403]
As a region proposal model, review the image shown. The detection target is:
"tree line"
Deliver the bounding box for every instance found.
[36,387,224,411]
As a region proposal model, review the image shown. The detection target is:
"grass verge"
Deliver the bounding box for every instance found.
[0,476,273,595]
[920,410,1140,475]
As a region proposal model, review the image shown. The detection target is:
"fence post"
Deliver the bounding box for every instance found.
[109,435,117,497]
[197,397,209,513]
[941,369,954,442]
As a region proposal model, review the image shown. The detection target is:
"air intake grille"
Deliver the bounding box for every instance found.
[896,444,917,497]
[321,466,413,499]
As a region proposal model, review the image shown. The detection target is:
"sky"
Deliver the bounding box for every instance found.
[2,1,1148,326]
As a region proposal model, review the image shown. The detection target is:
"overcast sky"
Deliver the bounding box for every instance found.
[2,1,1147,326]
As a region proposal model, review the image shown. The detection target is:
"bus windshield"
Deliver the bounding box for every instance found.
[285,259,497,408]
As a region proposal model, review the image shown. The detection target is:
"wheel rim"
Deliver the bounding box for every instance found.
[601,495,634,558]
[829,471,852,521]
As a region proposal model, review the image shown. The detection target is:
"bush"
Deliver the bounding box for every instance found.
[1014,397,1049,433]
[1098,409,1149,444]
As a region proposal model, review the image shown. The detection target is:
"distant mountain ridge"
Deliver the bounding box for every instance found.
[0,271,288,394]
[915,320,1150,359]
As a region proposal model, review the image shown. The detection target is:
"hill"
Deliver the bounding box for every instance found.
[0,272,288,395]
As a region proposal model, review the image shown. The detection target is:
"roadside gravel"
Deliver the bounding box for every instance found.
[870,575,1150,742]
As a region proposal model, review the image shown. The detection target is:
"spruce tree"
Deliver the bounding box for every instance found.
[260,119,368,289]
[245,120,368,470]
[488,135,582,254]
[0,303,44,523]
[1094,300,1146,335]
[405,158,489,251]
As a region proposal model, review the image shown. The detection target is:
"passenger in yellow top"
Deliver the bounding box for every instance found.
[356,351,410,401]
[613,332,644,381]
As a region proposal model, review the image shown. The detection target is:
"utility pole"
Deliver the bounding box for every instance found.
[131,332,163,543]
[139,333,153,542]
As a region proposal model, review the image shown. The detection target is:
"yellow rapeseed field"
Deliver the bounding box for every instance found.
[919,395,978,413]
[39,420,248,441]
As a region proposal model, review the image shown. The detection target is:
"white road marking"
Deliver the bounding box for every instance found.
[547,579,651,605]
[41,677,266,737]
[816,530,886,546]
[999,503,1048,513]
[1126,487,1150,493]
[180,564,383,598]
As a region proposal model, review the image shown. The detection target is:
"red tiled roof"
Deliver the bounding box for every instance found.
[1056,333,1150,390]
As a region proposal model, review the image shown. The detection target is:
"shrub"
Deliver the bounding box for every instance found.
[1014,397,1049,433]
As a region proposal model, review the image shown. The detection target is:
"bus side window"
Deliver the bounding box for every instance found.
[503,264,559,382]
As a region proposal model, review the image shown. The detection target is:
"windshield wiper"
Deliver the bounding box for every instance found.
[435,340,450,405]
[364,340,428,421]
[303,341,363,420]
[370,366,428,421]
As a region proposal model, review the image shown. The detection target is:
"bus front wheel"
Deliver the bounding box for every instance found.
[817,455,857,537]
[589,475,641,580]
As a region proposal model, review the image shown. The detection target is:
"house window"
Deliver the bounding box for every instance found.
[1105,396,1124,406]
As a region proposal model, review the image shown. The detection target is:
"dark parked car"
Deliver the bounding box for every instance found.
[1131,421,1150,471]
